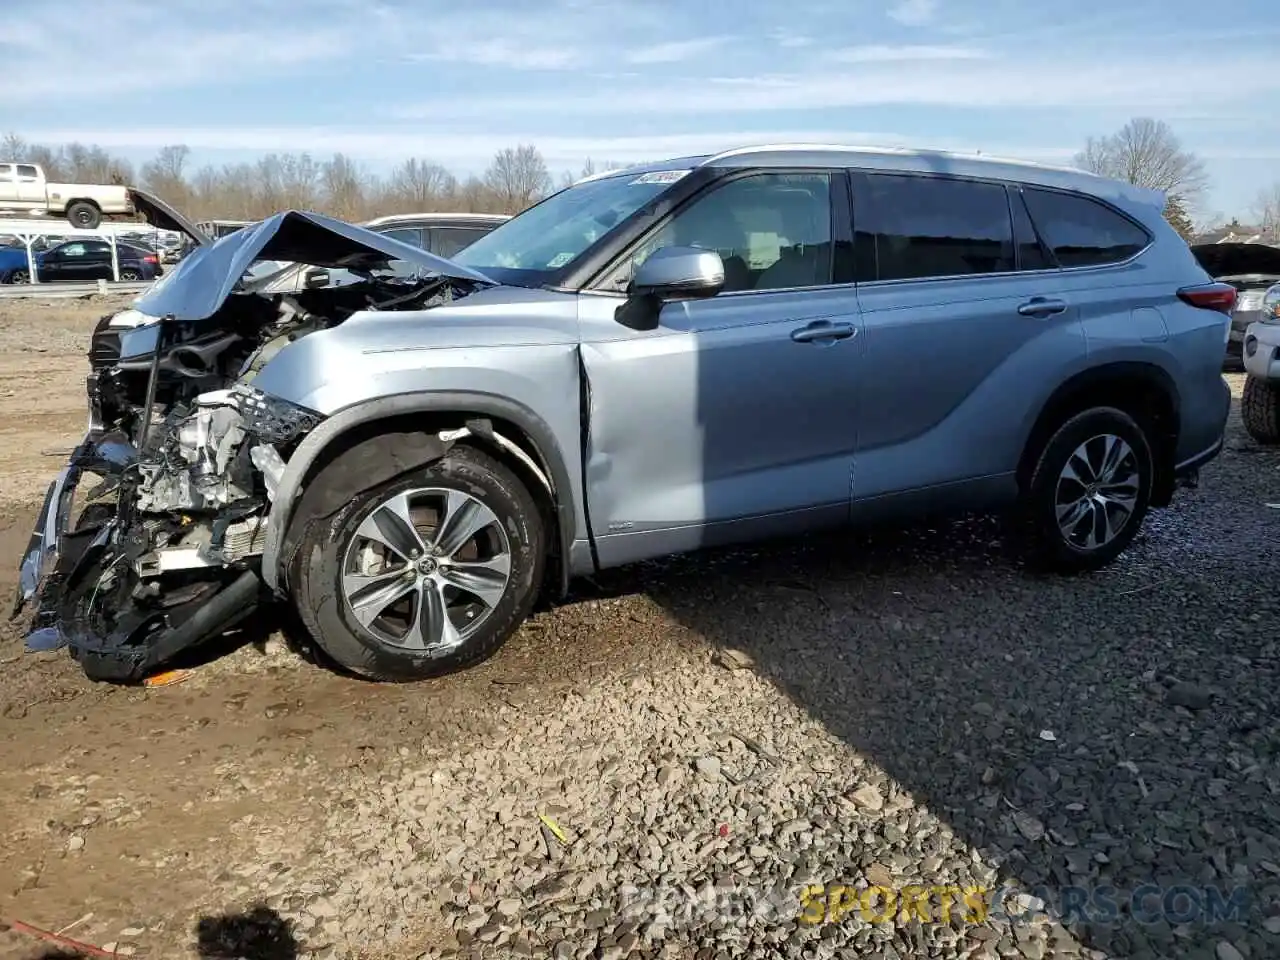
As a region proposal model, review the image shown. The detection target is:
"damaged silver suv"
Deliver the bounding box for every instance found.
[14,146,1233,683]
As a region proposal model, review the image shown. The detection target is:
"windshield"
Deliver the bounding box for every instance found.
[451,170,690,286]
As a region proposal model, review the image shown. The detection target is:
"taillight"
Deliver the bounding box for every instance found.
[143,255,158,263]
[1177,282,1237,314]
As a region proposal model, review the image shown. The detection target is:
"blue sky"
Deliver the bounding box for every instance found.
[4,0,1278,221]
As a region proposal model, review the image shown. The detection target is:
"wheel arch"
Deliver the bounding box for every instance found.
[1018,361,1181,506]
[261,391,579,598]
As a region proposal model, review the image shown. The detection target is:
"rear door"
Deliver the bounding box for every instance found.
[849,171,1083,510]
[15,165,43,205]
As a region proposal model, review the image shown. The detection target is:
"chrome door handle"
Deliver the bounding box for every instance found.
[1017,297,1068,317]
[791,320,856,343]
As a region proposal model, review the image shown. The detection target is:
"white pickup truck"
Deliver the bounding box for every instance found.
[0,162,133,229]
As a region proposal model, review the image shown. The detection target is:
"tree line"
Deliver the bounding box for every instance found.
[4,122,1277,242]
[1,133,624,222]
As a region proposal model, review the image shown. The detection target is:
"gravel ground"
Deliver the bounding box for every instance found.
[0,298,1277,960]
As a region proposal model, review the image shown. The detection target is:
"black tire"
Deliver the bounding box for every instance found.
[1013,406,1154,573]
[66,201,101,229]
[291,444,545,681]
[119,268,141,282]
[1242,375,1280,445]
[6,268,30,284]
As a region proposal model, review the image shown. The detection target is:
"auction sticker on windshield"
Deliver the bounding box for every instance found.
[630,170,690,185]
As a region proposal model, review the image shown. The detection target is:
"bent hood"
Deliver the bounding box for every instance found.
[127,187,211,246]
[132,210,496,322]
[1190,242,1280,280]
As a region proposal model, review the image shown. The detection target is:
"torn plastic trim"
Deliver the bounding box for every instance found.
[440,421,554,497]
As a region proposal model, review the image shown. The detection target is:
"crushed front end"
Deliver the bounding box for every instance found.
[11,210,491,682]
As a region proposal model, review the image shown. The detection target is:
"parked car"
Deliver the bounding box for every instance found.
[1189,242,1280,369]
[16,146,1232,684]
[0,245,34,283]
[31,238,163,283]
[1238,283,1280,442]
[0,162,133,228]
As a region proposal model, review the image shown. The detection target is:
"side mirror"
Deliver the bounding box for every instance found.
[630,246,725,300]
[303,267,331,289]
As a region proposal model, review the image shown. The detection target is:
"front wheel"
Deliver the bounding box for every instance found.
[1242,375,1280,444]
[6,269,30,284]
[291,445,545,681]
[1013,407,1154,573]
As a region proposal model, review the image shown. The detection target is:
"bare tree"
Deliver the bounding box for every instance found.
[1075,118,1208,211]
[1255,183,1280,241]
[483,145,551,213]
[141,145,192,209]
[1,132,26,159]
[322,153,365,221]
[387,158,456,208]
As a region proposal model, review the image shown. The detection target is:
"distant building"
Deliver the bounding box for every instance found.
[1193,219,1279,246]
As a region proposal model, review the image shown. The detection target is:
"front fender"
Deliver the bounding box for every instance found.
[259,390,586,595]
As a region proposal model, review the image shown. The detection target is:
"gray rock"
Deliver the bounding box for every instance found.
[1166,682,1215,710]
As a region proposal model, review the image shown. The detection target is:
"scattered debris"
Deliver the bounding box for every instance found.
[711,647,754,670]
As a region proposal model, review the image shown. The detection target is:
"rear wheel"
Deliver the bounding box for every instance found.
[6,269,30,284]
[1013,407,1153,572]
[1242,375,1280,444]
[119,268,141,282]
[65,201,101,229]
[291,445,545,681]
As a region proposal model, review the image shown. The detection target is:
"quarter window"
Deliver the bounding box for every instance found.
[851,173,1015,282]
[611,172,834,293]
[1020,188,1149,268]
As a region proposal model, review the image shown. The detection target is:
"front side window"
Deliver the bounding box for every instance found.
[1021,188,1150,268]
[58,243,87,257]
[606,172,834,293]
[0,165,13,182]
[451,171,687,286]
[430,226,490,258]
[852,173,1015,282]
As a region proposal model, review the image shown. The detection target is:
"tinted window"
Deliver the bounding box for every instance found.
[1011,191,1053,270]
[0,165,12,181]
[852,173,1014,281]
[380,227,424,248]
[1021,188,1149,268]
[613,172,833,293]
[16,164,38,179]
[430,227,490,258]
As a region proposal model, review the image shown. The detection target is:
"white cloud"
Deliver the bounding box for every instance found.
[625,37,733,65]
[888,0,940,26]
[408,37,579,70]
[388,52,1280,120]
[825,44,989,63]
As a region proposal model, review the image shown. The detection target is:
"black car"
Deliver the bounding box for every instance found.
[35,239,164,283]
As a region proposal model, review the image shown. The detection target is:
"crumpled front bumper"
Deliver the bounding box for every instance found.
[11,431,136,650]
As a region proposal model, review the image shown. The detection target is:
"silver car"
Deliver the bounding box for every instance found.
[14,146,1233,683]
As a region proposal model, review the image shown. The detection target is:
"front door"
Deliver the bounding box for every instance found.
[578,170,864,568]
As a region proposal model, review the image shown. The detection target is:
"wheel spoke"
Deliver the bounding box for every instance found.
[355,492,426,561]
[399,579,462,652]
[1061,448,1094,487]
[438,554,511,608]
[344,569,416,629]
[432,490,499,558]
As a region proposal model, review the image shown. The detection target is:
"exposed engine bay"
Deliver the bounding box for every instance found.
[17,218,485,682]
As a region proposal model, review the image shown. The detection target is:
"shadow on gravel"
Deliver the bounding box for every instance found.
[601,401,1280,958]
[195,904,299,959]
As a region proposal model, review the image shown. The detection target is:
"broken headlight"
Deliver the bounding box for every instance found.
[232,385,321,444]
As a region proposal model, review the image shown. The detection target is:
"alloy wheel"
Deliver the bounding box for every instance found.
[340,487,512,653]
[1054,433,1141,550]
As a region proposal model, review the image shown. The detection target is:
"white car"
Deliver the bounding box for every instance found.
[1240,283,1280,442]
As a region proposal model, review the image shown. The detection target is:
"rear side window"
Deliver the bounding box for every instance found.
[851,173,1015,281]
[1021,188,1149,268]
[16,164,38,179]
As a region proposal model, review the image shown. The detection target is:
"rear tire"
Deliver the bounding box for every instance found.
[6,269,30,284]
[1242,375,1280,444]
[119,268,141,282]
[65,201,101,229]
[291,444,545,681]
[1013,407,1153,573]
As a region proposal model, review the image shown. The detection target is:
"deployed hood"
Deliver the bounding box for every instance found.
[127,187,211,246]
[1190,242,1280,280]
[133,210,495,322]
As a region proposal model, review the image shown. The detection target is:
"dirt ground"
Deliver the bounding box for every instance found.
[0,296,685,958]
[0,298,1275,960]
